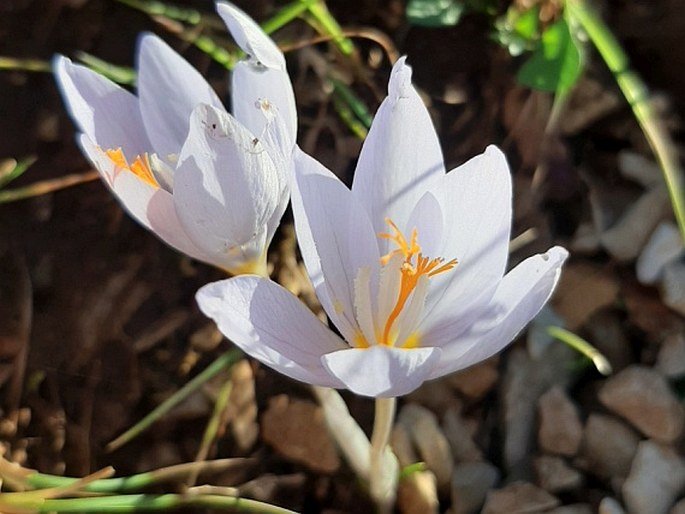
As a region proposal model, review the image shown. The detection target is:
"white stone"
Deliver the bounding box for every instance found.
[637,222,684,284]
[443,407,482,463]
[618,151,662,188]
[623,440,685,514]
[662,260,685,317]
[599,497,627,514]
[600,185,670,261]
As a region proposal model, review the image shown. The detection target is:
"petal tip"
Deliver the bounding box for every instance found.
[388,56,413,99]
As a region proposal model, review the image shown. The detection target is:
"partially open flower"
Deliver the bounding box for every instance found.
[197,58,568,398]
[54,2,295,275]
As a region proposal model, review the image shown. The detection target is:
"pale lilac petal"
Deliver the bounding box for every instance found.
[54,55,149,157]
[79,135,214,263]
[137,33,225,162]
[427,246,569,379]
[405,191,443,258]
[421,146,512,330]
[175,104,281,268]
[322,346,442,398]
[351,57,444,242]
[197,276,347,387]
[232,63,297,148]
[291,147,362,343]
[216,2,286,70]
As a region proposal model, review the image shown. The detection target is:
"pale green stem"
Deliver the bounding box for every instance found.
[567,0,685,243]
[547,326,612,375]
[0,493,298,514]
[106,350,242,452]
[369,397,397,513]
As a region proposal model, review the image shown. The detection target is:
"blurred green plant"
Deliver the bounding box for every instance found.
[406,0,465,27]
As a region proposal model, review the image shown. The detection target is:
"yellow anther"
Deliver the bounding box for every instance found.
[105,148,158,189]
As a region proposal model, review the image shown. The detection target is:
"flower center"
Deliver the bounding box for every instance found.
[105,148,159,188]
[372,218,457,347]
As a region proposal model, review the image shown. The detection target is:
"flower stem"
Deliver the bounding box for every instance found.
[369,397,397,513]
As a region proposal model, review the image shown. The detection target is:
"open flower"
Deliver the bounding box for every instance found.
[54,2,295,275]
[197,58,568,398]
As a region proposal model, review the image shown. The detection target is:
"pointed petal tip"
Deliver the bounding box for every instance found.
[216,1,285,70]
[388,56,412,98]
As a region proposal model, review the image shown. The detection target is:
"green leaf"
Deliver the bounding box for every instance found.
[406,0,465,27]
[494,6,539,56]
[517,18,582,93]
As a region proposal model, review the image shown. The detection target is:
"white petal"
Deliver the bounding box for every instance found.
[54,55,149,157]
[79,135,214,264]
[216,2,286,69]
[137,33,225,162]
[197,276,348,387]
[321,345,442,398]
[405,191,443,258]
[351,57,445,239]
[427,246,569,379]
[232,63,297,148]
[422,145,512,329]
[175,104,281,267]
[291,147,361,342]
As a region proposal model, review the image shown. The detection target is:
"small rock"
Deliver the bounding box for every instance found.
[551,262,620,330]
[580,414,640,480]
[547,505,592,514]
[585,309,634,373]
[501,345,576,479]
[656,333,685,378]
[450,461,500,514]
[598,365,685,443]
[398,404,453,492]
[538,387,583,456]
[618,151,662,188]
[443,407,482,463]
[482,481,559,514]
[622,440,685,514]
[600,497,627,514]
[571,221,601,254]
[662,260,685,317]
[600,185,671,262]
[397,470,439,514]
[391,422,418,467]
[534,455,583,493]
[446,359,499,400]
[637,222,684,284]
[261,395,340,474]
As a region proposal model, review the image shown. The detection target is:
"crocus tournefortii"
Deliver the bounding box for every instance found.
[54,2,295,276]
[197,57,569,399]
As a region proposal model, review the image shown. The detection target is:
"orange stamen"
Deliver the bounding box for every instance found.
[105,148,158,188]
[378,218,457,346]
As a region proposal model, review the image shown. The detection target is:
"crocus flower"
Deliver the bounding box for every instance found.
[197,58,568,398]
[54,2,295,275]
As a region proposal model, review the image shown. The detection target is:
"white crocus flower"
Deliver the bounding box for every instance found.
[197,57,568,398]
[54,2,295,275]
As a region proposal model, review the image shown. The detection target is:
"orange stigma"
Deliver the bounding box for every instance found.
[378,218,457,346]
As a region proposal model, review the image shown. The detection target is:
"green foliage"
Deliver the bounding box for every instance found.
[406,0,465,27]
[0,156,35,189]
[517,18,582,93]
[494,5,540,56]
